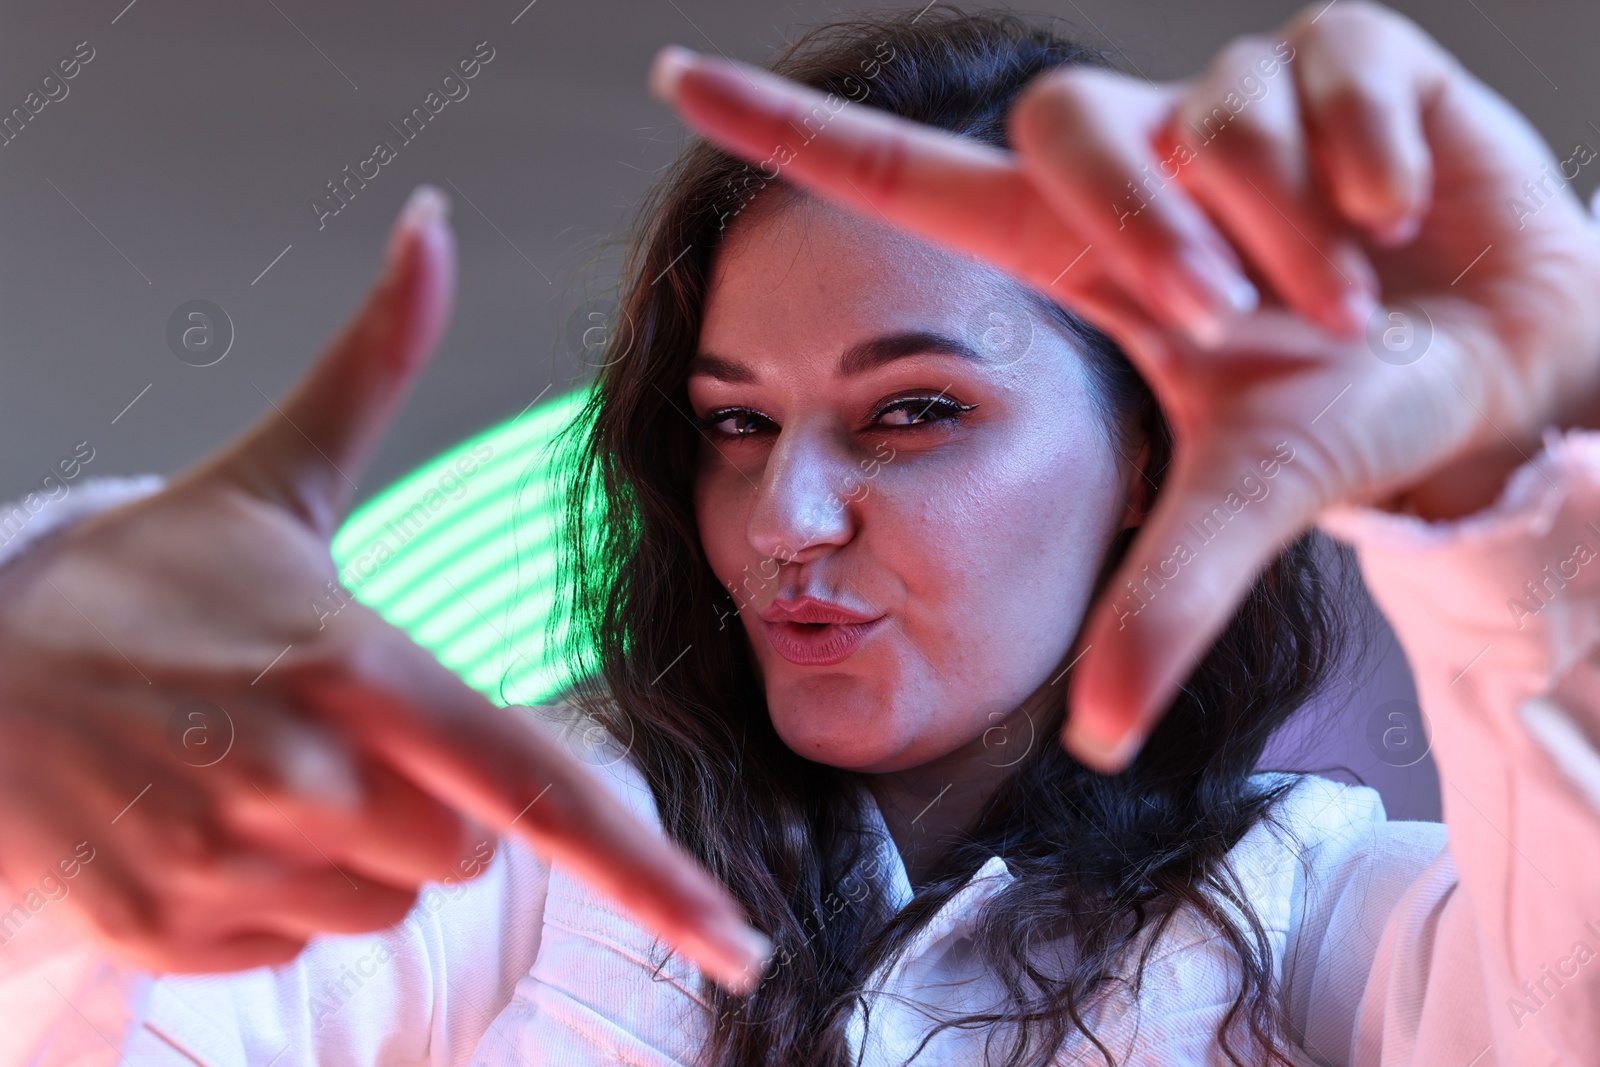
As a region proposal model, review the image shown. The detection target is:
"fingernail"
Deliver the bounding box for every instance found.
[1064,715,1144,774]
[650,45,697,102]
[403,183,450,230]
[702,914,773,995]
[1166,245,1257,348]
[278,729,363,813]
[1372,211,1421,248]
[387,184,450,266]
[1332,286,1378,338]
[1216,267,1260,316]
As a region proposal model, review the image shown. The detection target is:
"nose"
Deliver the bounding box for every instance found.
[746,420,858,565]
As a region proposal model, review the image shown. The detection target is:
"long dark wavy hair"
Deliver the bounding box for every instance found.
[539,8,1353,1065]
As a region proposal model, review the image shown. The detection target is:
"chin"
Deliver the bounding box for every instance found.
[764,675,913,770]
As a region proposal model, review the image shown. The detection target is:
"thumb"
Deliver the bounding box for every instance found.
[205,184,456,539]
[1062,437,1317,772]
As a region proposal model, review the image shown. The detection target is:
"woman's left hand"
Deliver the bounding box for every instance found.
[646,1,1600,771]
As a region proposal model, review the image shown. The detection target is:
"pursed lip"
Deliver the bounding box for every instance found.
[757,595,881,625]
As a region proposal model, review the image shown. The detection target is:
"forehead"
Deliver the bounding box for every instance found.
[700,192,1036,359]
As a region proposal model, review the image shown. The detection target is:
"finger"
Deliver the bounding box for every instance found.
[1287,3,1444,246]
[33,841,294,977]
[318,758,487,887]
[182,856,419,941]
[1162,36,1377,337]
[1007,64,1261,347]
[26,835,164,956]
[220,712,478,887]
[298,620,772,994]
[1060,320,1335,771]
[1064,438,1319,771]
[648,45,1142,344]
[70,826,417,953]
[203,184,457,539]
[163,930,311,974]
[102,927,309,975]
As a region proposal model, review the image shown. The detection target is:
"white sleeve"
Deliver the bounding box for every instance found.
[0,474,166,574]
[0,477,555,1065]
[0,838,551,1067]
[1276,808,1450,1066]
[1316,428,1600,1066]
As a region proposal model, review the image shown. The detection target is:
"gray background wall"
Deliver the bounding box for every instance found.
[6,0,1592,820]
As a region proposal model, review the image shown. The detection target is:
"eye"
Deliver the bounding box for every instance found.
[871,395,977,428]
[696,407,775,437]
[694,395,978,439]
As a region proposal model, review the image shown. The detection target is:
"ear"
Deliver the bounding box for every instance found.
[1118,437,1155,531]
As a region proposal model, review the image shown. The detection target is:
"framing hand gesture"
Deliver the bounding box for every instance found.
[648,0,1600,771]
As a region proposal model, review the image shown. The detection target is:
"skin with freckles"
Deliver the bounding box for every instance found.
[689,192,1143,880]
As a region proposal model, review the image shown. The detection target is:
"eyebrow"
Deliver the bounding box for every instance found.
[686,329,987,384]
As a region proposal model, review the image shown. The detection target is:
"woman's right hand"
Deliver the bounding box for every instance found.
[648,1,1600,772]
[0,186,769,991]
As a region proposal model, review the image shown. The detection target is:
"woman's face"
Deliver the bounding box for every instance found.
[690,194,1139,775]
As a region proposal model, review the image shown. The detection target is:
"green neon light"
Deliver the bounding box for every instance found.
[330,386,595,707]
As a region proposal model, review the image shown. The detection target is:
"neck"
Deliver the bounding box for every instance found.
[863,680,1062,888]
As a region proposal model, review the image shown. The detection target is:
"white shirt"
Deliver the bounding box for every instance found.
[5,430,1600,1066]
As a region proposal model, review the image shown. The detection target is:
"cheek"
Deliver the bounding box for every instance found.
[694,460,751,591]
[870,419,1122,689]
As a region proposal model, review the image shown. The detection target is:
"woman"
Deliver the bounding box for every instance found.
[1,3,1599,1064]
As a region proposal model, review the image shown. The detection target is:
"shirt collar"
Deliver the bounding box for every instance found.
[845,793,1018,1061]
[854,786,1014,920]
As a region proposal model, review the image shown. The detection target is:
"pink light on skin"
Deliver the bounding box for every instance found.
[689,191,1144,870]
